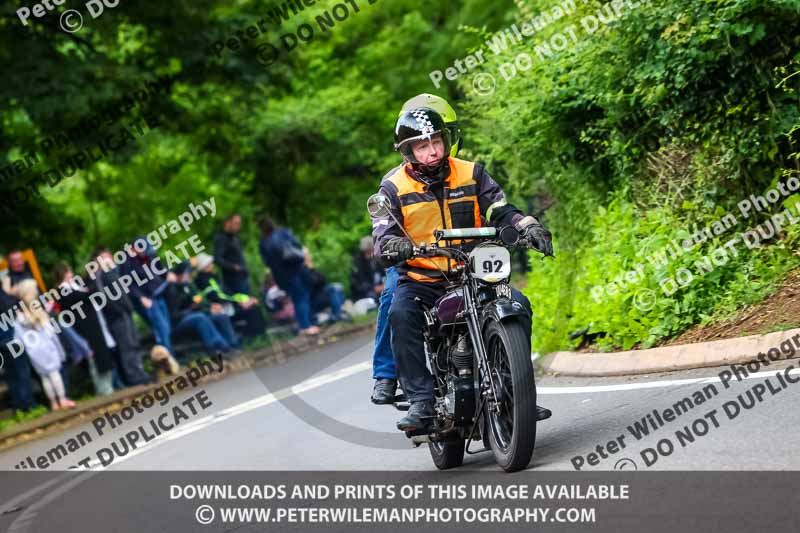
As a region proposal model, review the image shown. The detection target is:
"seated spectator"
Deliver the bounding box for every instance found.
[55,262,117,396]
[302,248,345,324]
[263,272,295,323]
[90,247,152,386]
[193,253,266,339]
[12,280,75,410]
[165,262,240,357]
[350,236,385,301]
[258,216,319,336]
[7,250,34,287]
[0,271,38,412]
[121,237,173,357]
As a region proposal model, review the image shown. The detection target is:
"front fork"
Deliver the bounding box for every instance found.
[462,281,502,416]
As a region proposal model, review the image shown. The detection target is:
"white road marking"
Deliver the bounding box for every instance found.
[71,356,799,470]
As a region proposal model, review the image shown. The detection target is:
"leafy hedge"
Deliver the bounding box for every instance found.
[461,0,800,351]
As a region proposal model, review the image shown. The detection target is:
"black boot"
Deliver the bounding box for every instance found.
[396,400,434,432]
[536,405,552,421]
[371,378,398,404]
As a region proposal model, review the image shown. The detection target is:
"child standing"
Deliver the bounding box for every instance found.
[13,280,76,410]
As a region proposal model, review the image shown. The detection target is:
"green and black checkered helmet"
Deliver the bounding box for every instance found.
[394,107,452,167]
[400,94,461,156]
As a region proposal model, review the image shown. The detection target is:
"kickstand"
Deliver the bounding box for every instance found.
[465,397,490,455]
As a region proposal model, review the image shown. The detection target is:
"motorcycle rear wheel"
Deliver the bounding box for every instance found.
[483,318,537,472]
[429,438,465,470]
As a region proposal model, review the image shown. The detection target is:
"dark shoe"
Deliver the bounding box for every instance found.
[536,405,552,421]
[396,400,434,432]
[371,378,398,404]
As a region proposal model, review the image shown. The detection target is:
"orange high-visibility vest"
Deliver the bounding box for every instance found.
[386,157,481,282]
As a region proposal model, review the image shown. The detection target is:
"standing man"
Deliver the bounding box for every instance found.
[91,247,152,386]
[0,270,38,412]
[214,213,250,296]
[258,216,320,336]
[6,250,33,287]
[370,94,463,405]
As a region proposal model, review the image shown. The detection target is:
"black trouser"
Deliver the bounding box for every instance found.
[388,279,532,403]
[108,314,151,386]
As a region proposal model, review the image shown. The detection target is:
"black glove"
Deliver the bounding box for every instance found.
[515,216,554,256]
[381,237,414,263]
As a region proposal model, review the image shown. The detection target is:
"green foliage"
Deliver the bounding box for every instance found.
[1,0,799,353]
[462,0,800,351]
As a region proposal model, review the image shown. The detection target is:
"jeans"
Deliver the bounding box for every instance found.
[311,283,346,321]
[144,297,173,355]
[174,312,232,354]
[283,272,312,329]
[1,344,37,411]
[388,279,531,403]
[210,313,241,349]
[372,266,397,379]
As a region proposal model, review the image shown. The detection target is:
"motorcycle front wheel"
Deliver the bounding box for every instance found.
[483,318,537,472]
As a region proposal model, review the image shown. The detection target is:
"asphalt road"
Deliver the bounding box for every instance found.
[1,330,799,532]
[2,329,800,472]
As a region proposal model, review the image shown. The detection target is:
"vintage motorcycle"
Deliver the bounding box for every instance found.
[368,194,551,473]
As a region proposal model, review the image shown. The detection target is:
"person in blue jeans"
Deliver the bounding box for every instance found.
[370,266,398,403]
[167,259,241,356]
[258,216,319,335]
[370,93,464,404]
[122,237,173,355]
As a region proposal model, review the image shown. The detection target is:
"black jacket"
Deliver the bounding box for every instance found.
[164,282,200,325]
[93,267,134,322]
[59,288,115,373]
[213,231,248,287]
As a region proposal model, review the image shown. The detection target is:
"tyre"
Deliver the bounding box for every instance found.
[483,318,537,472]
[429,438,465,470]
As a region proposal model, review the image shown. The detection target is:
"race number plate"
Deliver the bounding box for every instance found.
[469,245,511,283]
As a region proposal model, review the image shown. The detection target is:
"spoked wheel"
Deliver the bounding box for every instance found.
[483,318,537,472]
[429,438,465,470]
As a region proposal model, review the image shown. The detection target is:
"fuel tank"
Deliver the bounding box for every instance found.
[435,288,465,326]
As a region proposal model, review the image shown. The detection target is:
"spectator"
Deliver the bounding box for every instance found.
[258,216,320,336]
[91,247,152,386]
[7,250,34,287]
[55,262,117,396]
[194,253,266,339]
[263,272,295,323]
[165,262,240,357]
[213,213,250,295]
[302,248,346,324]
[350,236,385,301]
[0,270,38,412]
[121,236,173,357]
[12,280,75,410]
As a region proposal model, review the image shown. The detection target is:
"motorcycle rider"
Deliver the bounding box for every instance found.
[371,93,463,404]
[371,107,553,432]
